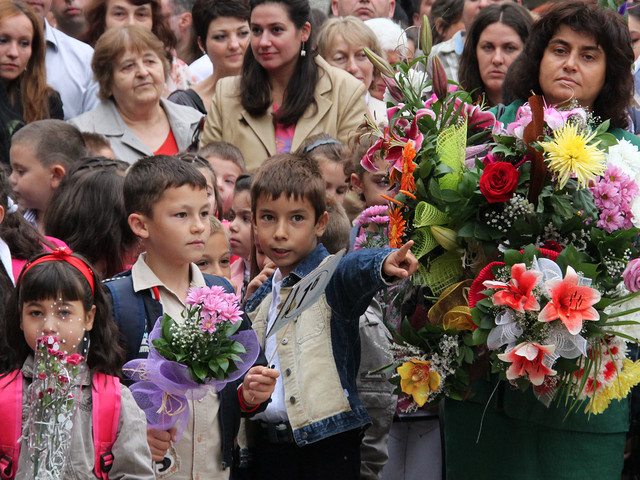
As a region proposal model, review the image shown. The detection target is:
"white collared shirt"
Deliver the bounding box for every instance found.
[130,253,227,480]
[44,20,99,120]
[253,268,289,423]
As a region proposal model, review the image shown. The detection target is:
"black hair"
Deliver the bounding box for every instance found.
[1,252,125,376]
[240,0,319,126]
[192,0,250,43]
[504,0,634,128]
[0,166,53,263]
[429,0,463,44]
[458,3,533,104]
[44,160,136,278]
[234,173,253,194]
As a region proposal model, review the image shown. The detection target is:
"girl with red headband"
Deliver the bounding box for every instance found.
[0,248,154,479]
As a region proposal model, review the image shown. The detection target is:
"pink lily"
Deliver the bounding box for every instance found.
[362,106,434,173]
[538,266,601,335]
[497,342,557,386]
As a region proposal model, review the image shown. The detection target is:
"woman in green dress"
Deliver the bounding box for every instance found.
[444,2,640,479]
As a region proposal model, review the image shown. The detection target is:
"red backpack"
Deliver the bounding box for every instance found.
[0,371,121,480]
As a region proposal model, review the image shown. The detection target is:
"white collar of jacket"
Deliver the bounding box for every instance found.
[84,98,203,155]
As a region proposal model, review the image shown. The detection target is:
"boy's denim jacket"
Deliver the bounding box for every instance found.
[245,243,395,446]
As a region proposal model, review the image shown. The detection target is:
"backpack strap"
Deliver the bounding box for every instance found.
[92,372,121,480]
[104,271,147,362]
[203,274,235,294]
[0,372,22,480]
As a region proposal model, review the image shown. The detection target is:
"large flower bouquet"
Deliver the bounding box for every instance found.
[471,245,640,414]
[24,335,86,479]
[362,17,640,412]
[124,285,260,439]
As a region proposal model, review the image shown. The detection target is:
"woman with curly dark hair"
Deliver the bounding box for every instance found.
[502,0,635,129]
[458,2,532,107]
[82,0,196,94]
[444,3,640,479]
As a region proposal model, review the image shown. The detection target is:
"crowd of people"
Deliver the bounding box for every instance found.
[0,0,639,478]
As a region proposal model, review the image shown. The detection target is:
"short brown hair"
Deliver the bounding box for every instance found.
[12,120,87,169]
[251,153,326,223]
[92,26,170,101]
[124,155,207,218]
[319,198,350,254]
[198,141,246,172]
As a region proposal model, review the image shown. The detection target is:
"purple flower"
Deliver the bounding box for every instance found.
[592,182,619,211]
[185,286,209,306]
[597,208,628,233]
[356,205,390,226]
[369,215,390,225]
[624,258,640,292]
[353,233,367,251]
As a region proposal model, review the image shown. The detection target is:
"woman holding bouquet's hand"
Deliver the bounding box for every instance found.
[444,3,640,479]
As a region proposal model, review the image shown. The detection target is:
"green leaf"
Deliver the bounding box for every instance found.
[161,313,175,342]
[230,341,247,355]
[192,362,207,382]
[503,249,522,267]
[218,358,230,372]
[472,327,488,345]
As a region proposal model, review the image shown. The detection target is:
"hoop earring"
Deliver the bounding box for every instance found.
[300,41,306,57]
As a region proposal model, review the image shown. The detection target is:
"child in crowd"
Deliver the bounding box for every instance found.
[0,250,155,478]
[229,175,253,298]
[245,153,418,480]
[245,232,276,304]
[313,141,398,480]
[0,167,67,283]
[44,158,137,278]
[81,132,115,158]
[347,139,393,210]
[319,198,351,254]
[346,142,400,480]
[9,120,87,233]
[105,155,277,480]
[176,152,224,218]
[298,133,349,204]
[196,216,233,281]
[199,141,246,217]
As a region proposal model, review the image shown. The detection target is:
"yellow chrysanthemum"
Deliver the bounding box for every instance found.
[397,359,441,407]
[584,359,640,415]
[538,123,606,189]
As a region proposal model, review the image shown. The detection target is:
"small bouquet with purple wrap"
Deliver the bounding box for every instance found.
[124,285,260,440]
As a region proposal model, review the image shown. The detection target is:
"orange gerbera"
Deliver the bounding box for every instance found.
[400,141,417,192]
[388,207,406,248]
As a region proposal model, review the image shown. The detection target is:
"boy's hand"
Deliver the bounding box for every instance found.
[245,261,277,300]
[147,426,176,462]
[382,240,418,280]
[242,365,280,408]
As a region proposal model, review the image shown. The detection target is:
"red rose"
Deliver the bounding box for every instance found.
[479,162,519,203]
[65,353,85,366]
